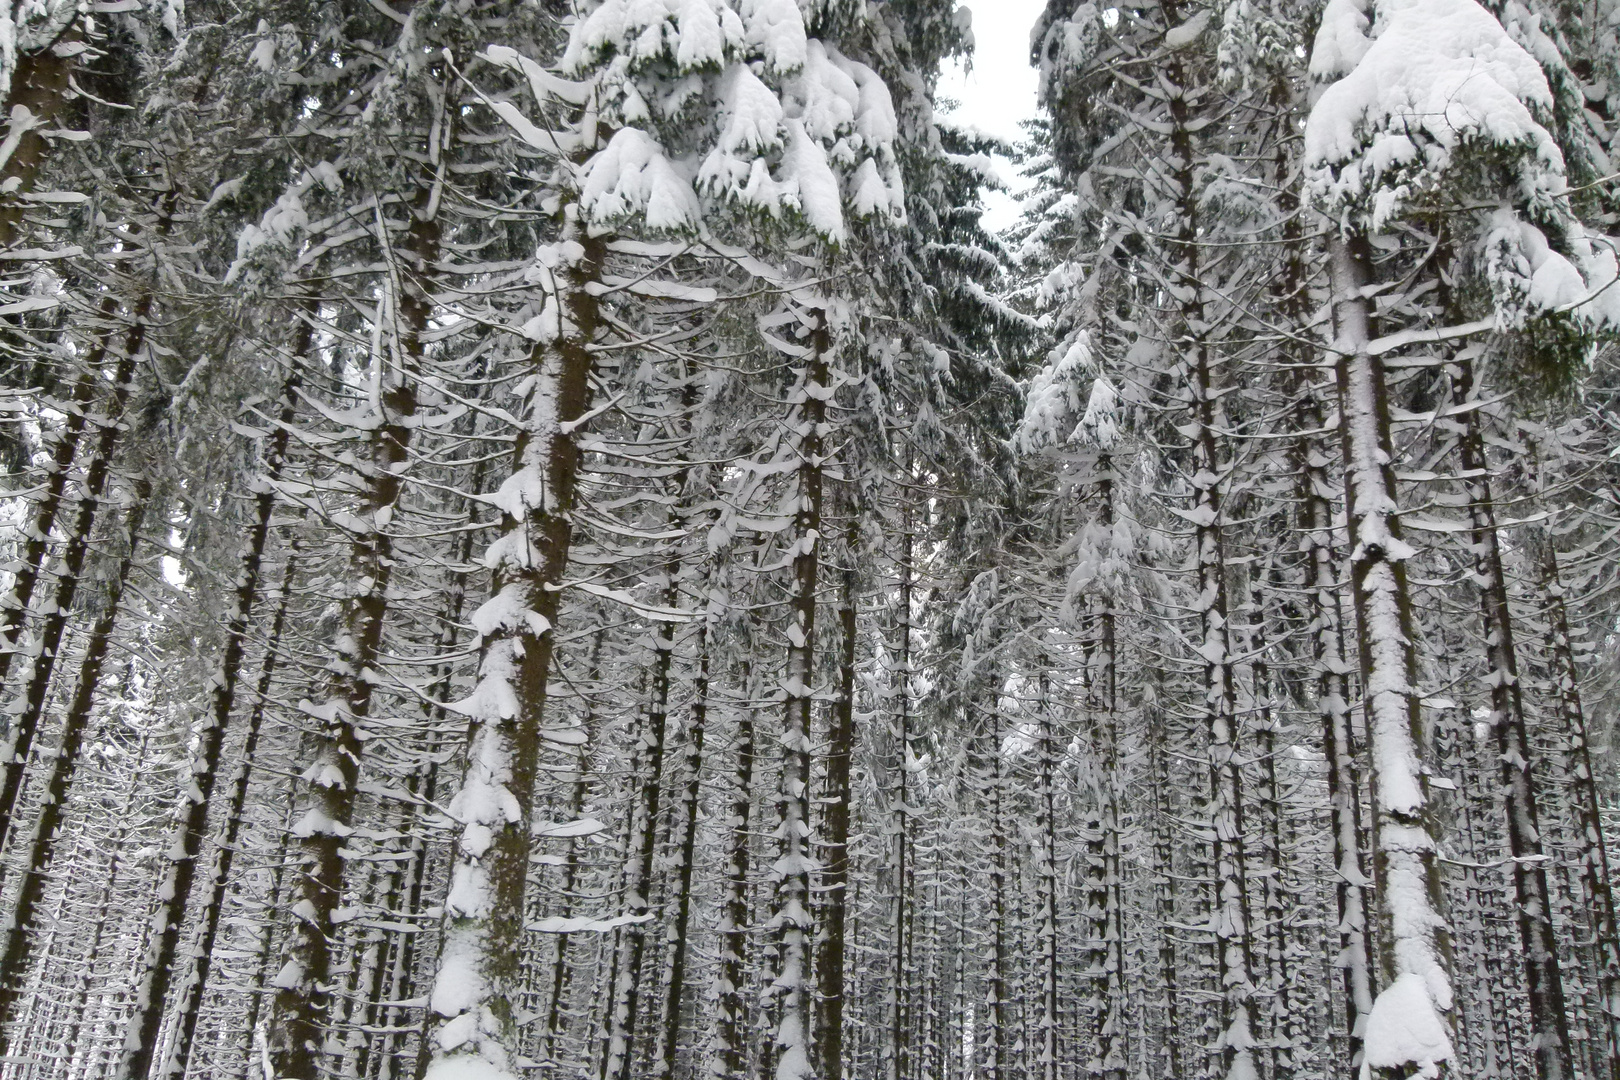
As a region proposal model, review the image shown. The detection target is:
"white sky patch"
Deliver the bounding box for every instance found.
[938,0,1046,231]
[163,527,188,588]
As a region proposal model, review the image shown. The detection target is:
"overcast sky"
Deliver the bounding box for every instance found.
[936,0,1049,229]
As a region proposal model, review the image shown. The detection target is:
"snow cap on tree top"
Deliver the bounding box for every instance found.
[564,0,748,75]
[1015,330,1096,453]
[1305,0,1620,330]
[492,0,904,241]
[1305,0,1561,232]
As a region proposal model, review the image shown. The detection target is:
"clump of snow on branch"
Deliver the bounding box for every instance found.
[1016,331,1097,453]
[1305,0,1620,328]
[1306,0,1558,229]
[485,0,904,242]
[1077,374,1119,450]
[581,129,704,232]
[1482,209,1591,326]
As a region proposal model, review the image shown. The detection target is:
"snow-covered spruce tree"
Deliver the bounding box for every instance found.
[701,35,916,1080]
[583,277,744,1080]
[0,4,317,1071]
[1532,507,1620,1078]
[841,15,1021,1078]
[157,319,312,1080]
[0,199,176,857]
[1306,0,1620,1074]
[1439,343,1575,1077]
[60,1,535,1073]
[1212,10,1331,1069]
[105,12,432,1077]
[258,39,461,1080]
[0,7,269,1041]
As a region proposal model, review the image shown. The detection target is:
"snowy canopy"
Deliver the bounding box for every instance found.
[486,0,906,242]
[1305,0,1620,328]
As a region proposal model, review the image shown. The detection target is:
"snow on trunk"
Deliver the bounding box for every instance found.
[421,211,606,1080]
[1327,236,1455,1080]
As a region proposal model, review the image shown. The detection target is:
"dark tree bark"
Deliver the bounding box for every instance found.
[0,11,84,250]
[653,612,711,1080]
[813,522,858,1080]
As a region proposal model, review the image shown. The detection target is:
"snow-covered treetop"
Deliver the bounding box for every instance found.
[1015,330,1107,454]
[1306,0,1620,329]
[1307,0,1562,226]
[1216,0,1300,87]
[1032,0,1105,110]
[486,0,906,243]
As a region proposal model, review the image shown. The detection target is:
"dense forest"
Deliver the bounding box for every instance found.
[5,0,1620,1077]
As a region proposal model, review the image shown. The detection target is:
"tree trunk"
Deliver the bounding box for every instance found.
[885,508,914,1080]
[714,666,757,1080]
[1161,21,1258,1066]
[813,523,858,1080]
[163,330,309,1080]
[268,200,438,1079]
[1300,382,1375,1075]
[975,693,1009,1080]
[1034,661,1059,1080]
[764,302,828,1080]
[0,14,82,250]
[601,563,678,1080]
[1147,681,1184,1080]
[539,628,605,1072]
[1249,600,1295,1079]
[1327,233,1455,1079]
[243,755,308,1080]
[653,610,712,1080]
[1088,464,1126,1080]
[1538,538,1620,1080]
[419,209,606,1078]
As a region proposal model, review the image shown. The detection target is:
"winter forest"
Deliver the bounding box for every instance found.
[12,0,1620,1075]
